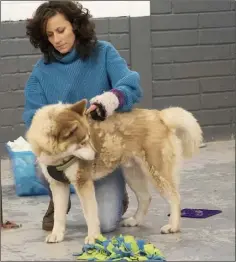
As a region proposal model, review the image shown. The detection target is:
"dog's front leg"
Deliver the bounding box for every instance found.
[73,178,100,244]
[45,181,70,243]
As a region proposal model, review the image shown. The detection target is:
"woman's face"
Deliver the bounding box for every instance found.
[46,13,76,54]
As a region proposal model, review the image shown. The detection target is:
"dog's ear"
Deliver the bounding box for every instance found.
[70,99,87,116]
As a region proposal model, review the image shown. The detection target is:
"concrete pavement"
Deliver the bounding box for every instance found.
[1,140,235,261]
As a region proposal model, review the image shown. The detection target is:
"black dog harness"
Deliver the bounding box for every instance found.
[46,156,77,184]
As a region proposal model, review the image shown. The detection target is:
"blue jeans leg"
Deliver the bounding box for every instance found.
[94,167,126,233]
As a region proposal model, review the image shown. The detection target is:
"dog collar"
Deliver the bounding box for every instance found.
[55,156,77,171]
[47,156,77,184]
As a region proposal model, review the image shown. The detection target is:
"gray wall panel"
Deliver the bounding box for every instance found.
[151,0,236,142]
[1,0,236,155]
[0,18,133,155]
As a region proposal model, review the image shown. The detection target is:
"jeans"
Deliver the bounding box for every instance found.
[37,166,126,233]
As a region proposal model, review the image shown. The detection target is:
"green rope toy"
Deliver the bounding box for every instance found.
[73,234,166,261]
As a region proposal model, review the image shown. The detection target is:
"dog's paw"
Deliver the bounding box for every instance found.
[121,217,140,227]
[45,231,64,243]
[160,224,180,234]
[84,234,99,244]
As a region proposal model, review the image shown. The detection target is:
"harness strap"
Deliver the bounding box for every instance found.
[47,156,77,183]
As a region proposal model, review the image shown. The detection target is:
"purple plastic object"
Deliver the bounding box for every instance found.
[168,208,222,219]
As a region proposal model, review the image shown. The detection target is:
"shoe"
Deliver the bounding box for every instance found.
[122,187,129,215]
[42,197,71,231]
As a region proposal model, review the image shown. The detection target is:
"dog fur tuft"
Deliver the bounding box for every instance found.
[160,107,203,158]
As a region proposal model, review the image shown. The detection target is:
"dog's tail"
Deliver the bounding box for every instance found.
[160,107,203,158]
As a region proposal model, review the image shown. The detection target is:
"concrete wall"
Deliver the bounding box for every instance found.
[0,15,152,156]
[151,0,236,141]
[0,0,235,156]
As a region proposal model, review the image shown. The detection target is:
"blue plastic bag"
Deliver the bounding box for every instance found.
[5,144,75,197]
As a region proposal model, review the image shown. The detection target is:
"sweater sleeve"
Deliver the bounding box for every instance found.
[22,73,48,129]
[106,42,143,112]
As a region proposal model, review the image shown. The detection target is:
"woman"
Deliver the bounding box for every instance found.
[23,1,143,233]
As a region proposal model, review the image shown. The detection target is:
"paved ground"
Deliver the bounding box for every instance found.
[1,140,235,261]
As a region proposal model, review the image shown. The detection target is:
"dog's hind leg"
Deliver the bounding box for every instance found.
[146,151,181,234]
[45,181,70,243]
[159,179,180,234]
[120,158,151,227]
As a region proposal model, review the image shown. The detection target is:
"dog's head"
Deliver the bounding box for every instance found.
[26,99,96,165]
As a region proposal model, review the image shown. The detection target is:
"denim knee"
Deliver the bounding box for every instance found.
[95,168,125,233]
[100,218,119,233]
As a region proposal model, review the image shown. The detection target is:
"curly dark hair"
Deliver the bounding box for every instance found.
[26,1,97,63]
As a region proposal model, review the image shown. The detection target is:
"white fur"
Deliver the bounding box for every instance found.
[73,144,96,160]
[90,92,119,117]
[38,144,78,165]
[64,161,80,183]
[40,159,78,243]
[45,181,70,243]
[38,143,95,166]
[39,163,70,243]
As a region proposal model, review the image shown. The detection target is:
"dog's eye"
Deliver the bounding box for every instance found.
[80,141,87,146]
[80,139,87,146]
[80,136,88,146]
[62,126,78,139]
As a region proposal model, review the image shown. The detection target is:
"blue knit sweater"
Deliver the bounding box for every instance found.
[23,40,143,128]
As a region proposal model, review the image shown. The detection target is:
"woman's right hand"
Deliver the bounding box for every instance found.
[86,103,106,121]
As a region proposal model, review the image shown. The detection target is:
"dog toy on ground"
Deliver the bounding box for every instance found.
[73,234,166,261]
[168,208,222,219]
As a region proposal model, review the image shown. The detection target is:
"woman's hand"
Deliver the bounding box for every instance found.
[88,91,120,121]
[87,103,106,121]
[87,104,97,114]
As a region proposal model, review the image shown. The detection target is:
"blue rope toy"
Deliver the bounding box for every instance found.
[73,234,166,261]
